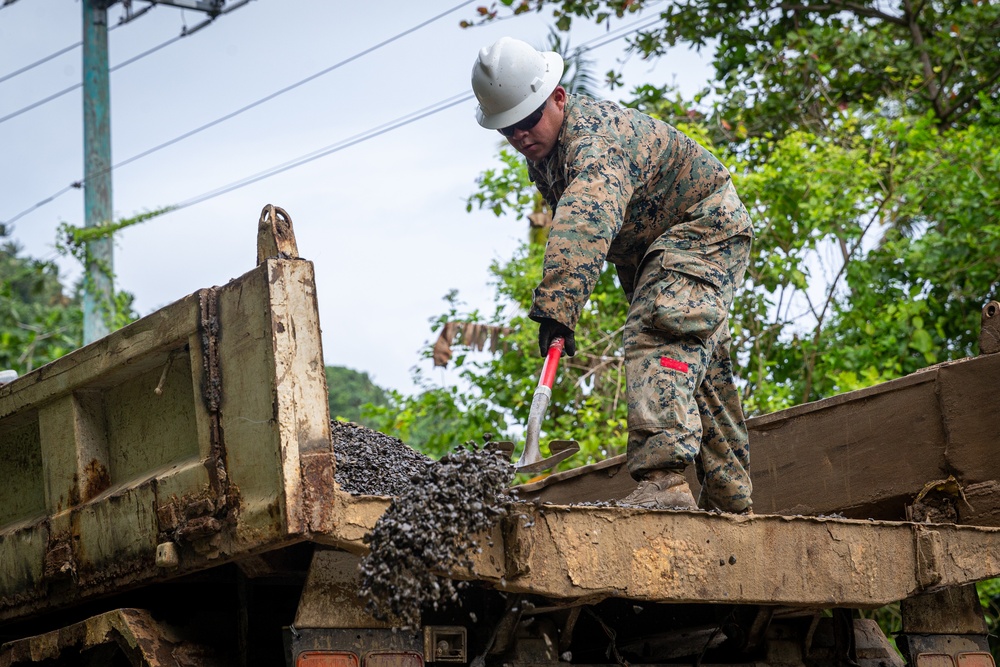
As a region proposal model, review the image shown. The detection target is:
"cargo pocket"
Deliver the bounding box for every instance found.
[637,251,728,343]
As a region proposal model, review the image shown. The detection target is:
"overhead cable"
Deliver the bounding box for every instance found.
[1,0,476,226]
[0,10,140,86]
[159,18,669,214]
[101,0,479,174]
[0,1,252,125]
[173,93,475,211]
[0,42,82,86]
[3,11,660,228]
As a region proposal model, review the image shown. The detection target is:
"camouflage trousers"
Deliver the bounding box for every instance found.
[623,234,752,512]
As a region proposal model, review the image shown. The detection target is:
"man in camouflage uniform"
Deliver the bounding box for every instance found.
[471,37,753,512]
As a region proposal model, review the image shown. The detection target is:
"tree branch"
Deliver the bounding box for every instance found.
[902,0,945,119]
[778,1,907,26]
[800,195,892,402]
[939,68,1000,127]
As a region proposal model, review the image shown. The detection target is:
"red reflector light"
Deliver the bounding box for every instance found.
[918,654,956,667]
[958,653,997,667]
[365,651,423,667]
[297,651,360,667]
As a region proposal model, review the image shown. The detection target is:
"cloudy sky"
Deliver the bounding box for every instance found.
[0,0,710,393]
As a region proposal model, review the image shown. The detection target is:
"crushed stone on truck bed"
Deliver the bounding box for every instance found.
[331,420,432,496]
[358,443,514,630]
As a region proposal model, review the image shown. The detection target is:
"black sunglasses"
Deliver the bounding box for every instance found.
[497,101,547,137]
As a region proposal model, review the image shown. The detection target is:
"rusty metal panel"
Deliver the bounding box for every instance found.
[295,548,395,629]
[264,259,335,536]
[936,353,1000,482]
[0,257,333,625]
[0,520,46,605]
[477,508,1000,606]
[311,497,1000,607]
[0,417,44,527]
[104,354,201,482]
[901,585,988,635]
[75,484,159,586]
[38,391,109,514]
[210,258,334,545]
[749,368,949,518]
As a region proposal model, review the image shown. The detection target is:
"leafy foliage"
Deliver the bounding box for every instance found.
[0,240,81,373]
[0,207,175,374]
[979,578,1000,658]
[326,365,390,427]
[56,208,171,333]
[413,0,1000,467]
[376,99,1000,470]
[469,0,1000,137]
[466,147,536,220]
[731,102,1000,409]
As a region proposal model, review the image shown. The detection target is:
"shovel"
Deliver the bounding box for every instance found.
[497,337,580,473]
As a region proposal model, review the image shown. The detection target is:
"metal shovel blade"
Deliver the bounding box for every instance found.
[492,439,580,474]
[514,439,580,473]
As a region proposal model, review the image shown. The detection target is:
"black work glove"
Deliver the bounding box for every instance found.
[537,318,576,358]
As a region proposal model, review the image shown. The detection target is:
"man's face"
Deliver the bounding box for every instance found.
[502,87,566,163]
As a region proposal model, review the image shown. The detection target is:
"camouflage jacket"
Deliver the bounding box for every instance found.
[527,94,752,330]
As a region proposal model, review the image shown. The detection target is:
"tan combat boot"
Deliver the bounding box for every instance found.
[620,469,698,510]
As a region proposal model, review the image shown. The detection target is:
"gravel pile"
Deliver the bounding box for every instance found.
[358,444,514,630]
[332,420,432,496]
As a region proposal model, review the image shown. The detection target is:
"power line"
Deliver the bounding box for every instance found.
[173,93,475,210]
[1,185,79,229]
[0,33,188,125]
[1,0,477,226]
[156,18,669,215]
[2,12,662,229]
[110,0,478,174]
[0,42,81,86]
[0,8,144,86]
[0,1,247,125]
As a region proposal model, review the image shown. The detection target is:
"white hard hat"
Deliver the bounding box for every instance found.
[471,37,563,130]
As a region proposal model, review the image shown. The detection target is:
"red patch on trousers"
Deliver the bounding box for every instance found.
[660,357,689,373]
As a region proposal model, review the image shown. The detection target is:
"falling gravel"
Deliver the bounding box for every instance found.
[332,420,432,497]
[358,443,515,630]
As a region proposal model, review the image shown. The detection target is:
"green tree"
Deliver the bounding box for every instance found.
[0,239,82,373]
[326,365,390,426]
[462,0,1000,408]
[374,0,1000,458]
[0,214,154,375]
[723,104,1000,410]
[472,0,999,136]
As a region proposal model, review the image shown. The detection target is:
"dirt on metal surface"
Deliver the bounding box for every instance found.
[357,444,514,630]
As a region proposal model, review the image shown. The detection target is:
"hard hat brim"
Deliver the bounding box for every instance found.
[476,51,563,130]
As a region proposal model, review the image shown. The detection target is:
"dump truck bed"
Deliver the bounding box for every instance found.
[1,254,999,629]
[517,352,1000,525]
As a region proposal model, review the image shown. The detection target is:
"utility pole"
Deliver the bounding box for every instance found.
[79,0,229,344]
[82,0,113,344]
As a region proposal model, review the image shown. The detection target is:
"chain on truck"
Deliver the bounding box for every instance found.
[0,206,998,667]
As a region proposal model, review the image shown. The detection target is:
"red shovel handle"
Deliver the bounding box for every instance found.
[539,337,564,389]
